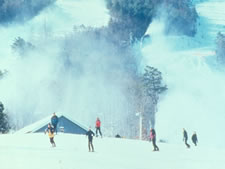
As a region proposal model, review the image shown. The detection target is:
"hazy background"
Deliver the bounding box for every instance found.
[0,0,225,147]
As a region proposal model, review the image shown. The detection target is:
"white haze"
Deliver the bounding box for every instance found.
[0,0,118,131]
[1,0,225,147]
[142,0,225,148]
[0,0,137,137]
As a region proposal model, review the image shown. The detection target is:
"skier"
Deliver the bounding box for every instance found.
[51,112,58,134]
[45,123,56,147]
[183,128,190,148]
[95,117,102,137]
[191,132,198,146]
[86,127,95,152]
[150,128,159,151]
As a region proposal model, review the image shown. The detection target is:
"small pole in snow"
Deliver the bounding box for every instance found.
[136,112,142,140]
[139,113,142,140]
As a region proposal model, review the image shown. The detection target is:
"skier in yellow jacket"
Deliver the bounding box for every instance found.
[45,123,56,147]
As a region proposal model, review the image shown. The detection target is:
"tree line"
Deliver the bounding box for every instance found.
[0,0,56,24]
[105,0,198,43]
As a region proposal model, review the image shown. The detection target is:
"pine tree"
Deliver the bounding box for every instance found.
[0,102,11,133]
[216,32,225,64]
[141,66,167,130]
[130,66,167,139]
[142,66,167,105]
[11,37,35,56]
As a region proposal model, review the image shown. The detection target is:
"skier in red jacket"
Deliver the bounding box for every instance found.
[95,117,102,137]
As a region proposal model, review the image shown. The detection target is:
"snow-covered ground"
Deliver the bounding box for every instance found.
[1,133,225,169]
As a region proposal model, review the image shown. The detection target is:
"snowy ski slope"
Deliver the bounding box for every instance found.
[1,133,225,169]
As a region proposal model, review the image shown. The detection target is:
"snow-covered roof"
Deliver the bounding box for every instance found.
[15,113,88,134]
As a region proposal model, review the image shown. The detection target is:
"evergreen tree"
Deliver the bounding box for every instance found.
[0,102,11,133]
[129,66,167,139]
[142,66,167,105]
[141,66,167,130]
[216,32,225,64]
[11,37,35,56]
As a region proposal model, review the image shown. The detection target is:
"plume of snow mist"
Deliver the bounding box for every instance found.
[0,0,139,138]
[141,19,225,148]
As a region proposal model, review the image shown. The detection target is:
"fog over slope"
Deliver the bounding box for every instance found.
[0,0,113,130]
[0,0,225,147]
[142,0,225,147]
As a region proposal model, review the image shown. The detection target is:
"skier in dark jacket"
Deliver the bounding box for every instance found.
[183,128,190,148]
[150,128,159,151]
[191,132,198,146]
[86,127,95,152]
[45,123,56,147]
[51,112,58,134]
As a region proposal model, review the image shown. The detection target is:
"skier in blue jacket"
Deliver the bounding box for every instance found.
[51,112,58,134]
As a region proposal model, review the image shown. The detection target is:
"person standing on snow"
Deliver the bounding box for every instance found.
[95,117,102,137]
[191,132,198,146]
[51,112,58,134]
[183,128,190,148]
[86,127,95,152]
[150,128,159,151]
[45,123,56,147]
